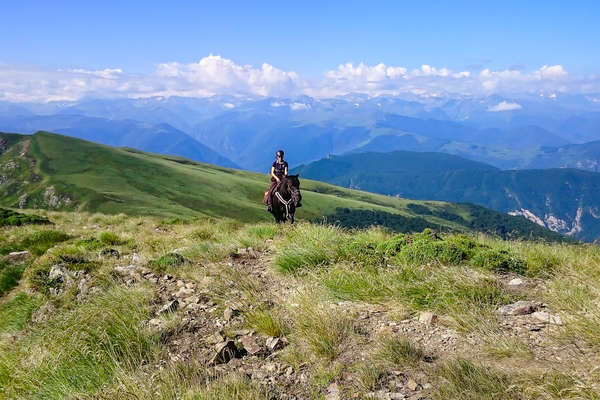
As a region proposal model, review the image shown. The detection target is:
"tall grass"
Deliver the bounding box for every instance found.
[288,295,353,360]
[0,285,158,399]
[0,292,43,333]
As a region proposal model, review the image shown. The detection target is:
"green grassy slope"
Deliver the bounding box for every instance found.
[0,131,566,240]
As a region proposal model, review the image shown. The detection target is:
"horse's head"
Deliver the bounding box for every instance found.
[283,174,302,207]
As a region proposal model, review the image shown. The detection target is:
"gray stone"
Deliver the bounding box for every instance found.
[508,278,524,286]
[6,250,30,263]
[497,300,537,315]
[325,382,340,400]
[418,311,437,325]
[48,264,73,287]
[175,287,194,298]
[113,265,138,276]
[159,300,179,314]
[240,336,262,355]
[532,311,563,325]
[406,378,419,391]
[266,336,286,351]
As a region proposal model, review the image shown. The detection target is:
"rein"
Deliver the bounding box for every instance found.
[274,191,291,219]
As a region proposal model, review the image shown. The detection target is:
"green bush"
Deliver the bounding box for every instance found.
[0,293,43,333]
[19,230,71,256]
[375,234,411,258]
[471,248,527,275]
[399,236,467,266]
[149,253,188,274]
[74,237,103,250]
[99,231,122,246]
[0,208,50,227]
[0,262,26,297]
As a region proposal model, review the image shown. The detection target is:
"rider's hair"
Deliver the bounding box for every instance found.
[276,150,284,157]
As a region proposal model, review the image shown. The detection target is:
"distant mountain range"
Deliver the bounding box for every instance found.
[294,151,600,241]
[1,94,599,173]
[0,114,238,168]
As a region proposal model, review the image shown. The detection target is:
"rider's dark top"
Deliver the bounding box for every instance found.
[272,161,288,178]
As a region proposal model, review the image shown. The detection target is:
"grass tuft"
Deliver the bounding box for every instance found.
[376,336,425,366]
[435,359,519,400]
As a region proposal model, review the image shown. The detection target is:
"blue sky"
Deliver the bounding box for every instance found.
[1,1,599,102]
[3,1,599,74]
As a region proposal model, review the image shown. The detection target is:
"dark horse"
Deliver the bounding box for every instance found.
[269,175,302,223]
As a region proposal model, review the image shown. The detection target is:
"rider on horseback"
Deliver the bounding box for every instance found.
[266,150,288,212]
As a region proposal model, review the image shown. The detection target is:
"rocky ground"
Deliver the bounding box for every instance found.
[37,246,595,399]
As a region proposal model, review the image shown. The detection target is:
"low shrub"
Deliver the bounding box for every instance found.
[471,248,527,275]
[149,252,189,274]
[75,237,103,250]
[19,230,71,256]
[0,262,26,296]
[99,231,122,246]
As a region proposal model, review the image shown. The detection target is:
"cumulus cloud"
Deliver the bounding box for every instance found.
[487,101,523,112]
[0,55,597,103]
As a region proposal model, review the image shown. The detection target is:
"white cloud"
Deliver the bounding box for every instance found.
[487,101,523,112]
[0,56,597,103]
[290,102,309,111]
[223,102,235,109]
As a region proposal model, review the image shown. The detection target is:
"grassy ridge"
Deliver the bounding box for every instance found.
[0,132,566,241]
[0,213,597,399]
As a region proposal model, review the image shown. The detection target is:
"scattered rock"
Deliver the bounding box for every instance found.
[532,311,563,325]
[497,300,537,316]
[113,265,138,277]
[131,253,143,264]
[266,336,286,351]
[325,382,340,400]
[508,278,524,286]
[159,300,179,314]
[48,264,74,295]
[31,301,55,324]
[223,306,240,321]
[418,311,437,325]
[234,247,259,259]
[207,332,225,344]
[149,318,162,327]
[5,250,30,263]
[232,329,252,336]
[49,264,72,283]
[240,336,262,355]
[210,340,239,364]
[175,287,194,298]
[406,378,419,391]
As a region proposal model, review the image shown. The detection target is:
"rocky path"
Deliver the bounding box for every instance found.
[102,248,598,399]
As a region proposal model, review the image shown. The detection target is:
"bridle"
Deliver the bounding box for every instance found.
[274,181,300,220]
[274,191,292,220]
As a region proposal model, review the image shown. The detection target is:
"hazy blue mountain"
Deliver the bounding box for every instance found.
[294,151,600,241]
[0,114,238,168]
[1,93,600,172]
